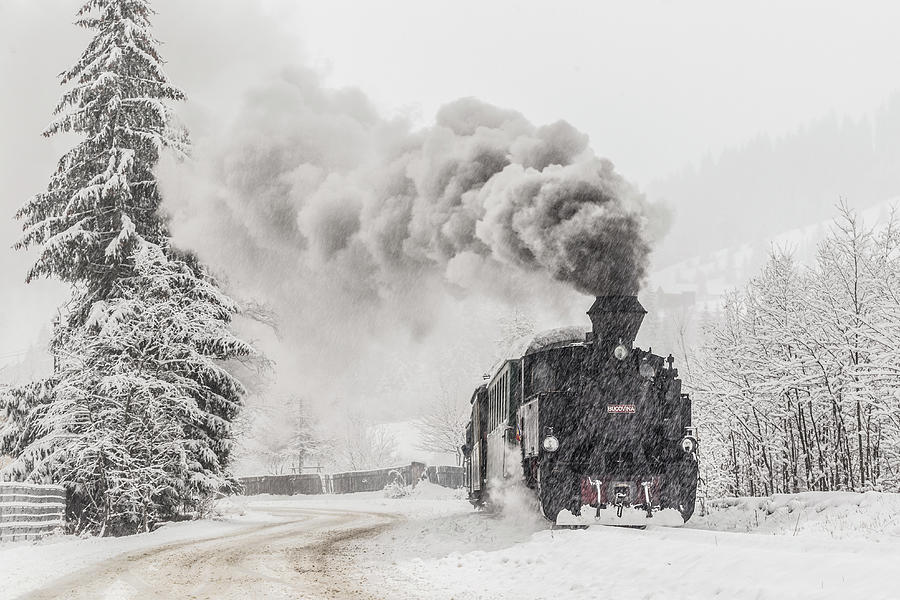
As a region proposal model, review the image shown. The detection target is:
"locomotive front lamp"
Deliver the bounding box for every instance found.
[542,435,560,452]
[680,437,696,454]
[613,344,629,360]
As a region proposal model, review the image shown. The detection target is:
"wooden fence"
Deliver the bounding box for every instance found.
[0,483,66,542]
[238,462,446,496]
[237,463,466,497]
[330,462,427,494]
[238,474,327,496]
[426,465,465,489]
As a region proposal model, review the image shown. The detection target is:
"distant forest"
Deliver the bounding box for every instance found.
[650,93,900,266]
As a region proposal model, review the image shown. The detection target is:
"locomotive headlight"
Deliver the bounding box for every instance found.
[680,437,697,454]
[542,435,560,453]
[613,344,629,361]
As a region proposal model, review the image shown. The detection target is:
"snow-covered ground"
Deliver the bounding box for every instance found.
[0,482,469,599]
[363,487,900,599]
[0,504,286,599]
[692,491,900,540]
[2,485,899,599]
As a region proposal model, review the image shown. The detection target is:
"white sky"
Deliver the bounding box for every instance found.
[288,0,900,182]
[2,0,900,364]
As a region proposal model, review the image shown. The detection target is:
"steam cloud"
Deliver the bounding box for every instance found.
[158,66,667,423]
[164,69,654,292]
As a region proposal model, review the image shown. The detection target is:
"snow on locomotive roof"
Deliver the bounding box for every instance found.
[484,326,585,382]
[520,326,585,356]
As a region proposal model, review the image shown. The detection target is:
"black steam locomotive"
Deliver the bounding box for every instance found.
[461,296,699,526]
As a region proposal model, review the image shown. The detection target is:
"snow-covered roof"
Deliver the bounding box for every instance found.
[519,326,586,356]
[485,326,586,382]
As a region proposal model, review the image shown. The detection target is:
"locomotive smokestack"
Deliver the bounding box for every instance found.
[587,295,646,349]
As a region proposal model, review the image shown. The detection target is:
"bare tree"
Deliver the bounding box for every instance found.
[694,204,900,497]
[416,391,470,465]
[249,396,330,475]
[497,307,536,356]
[338,413,400,471]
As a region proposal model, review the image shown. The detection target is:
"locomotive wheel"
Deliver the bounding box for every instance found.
[680,485,697,521]
[540,501,564,522]
[539,472,582,523]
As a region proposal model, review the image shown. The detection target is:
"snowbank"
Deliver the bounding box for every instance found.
[692,491,900,540]
[392,519,900,600]
[369,490,900,599]
[298,486,900,586]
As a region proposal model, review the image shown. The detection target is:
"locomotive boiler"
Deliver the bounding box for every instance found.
[461,295,699,526]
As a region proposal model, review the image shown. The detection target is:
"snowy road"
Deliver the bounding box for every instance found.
[4,487,900,600]
[16,507,401,600]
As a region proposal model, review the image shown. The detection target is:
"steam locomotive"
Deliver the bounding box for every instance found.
[461,296,699,526]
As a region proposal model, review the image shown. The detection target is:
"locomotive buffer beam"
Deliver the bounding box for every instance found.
[614,491,627,518]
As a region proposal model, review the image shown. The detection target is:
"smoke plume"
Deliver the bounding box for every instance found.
[158,64,667,424]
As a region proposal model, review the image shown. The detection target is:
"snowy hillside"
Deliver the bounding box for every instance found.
[635,196,900,364]
[647,196,900,307]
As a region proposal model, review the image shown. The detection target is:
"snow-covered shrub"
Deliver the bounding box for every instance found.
[383,470,411,498]
[383,481,410,499]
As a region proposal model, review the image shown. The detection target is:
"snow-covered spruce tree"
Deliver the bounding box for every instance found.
[4,245,252,534]
[18,0,186,291]
[0,0,252,535]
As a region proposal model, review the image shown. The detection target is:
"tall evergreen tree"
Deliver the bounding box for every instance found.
[17,0,185,296]
[0,0,252,535]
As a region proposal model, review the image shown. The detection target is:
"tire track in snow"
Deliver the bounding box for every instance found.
[19,507,403,600]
